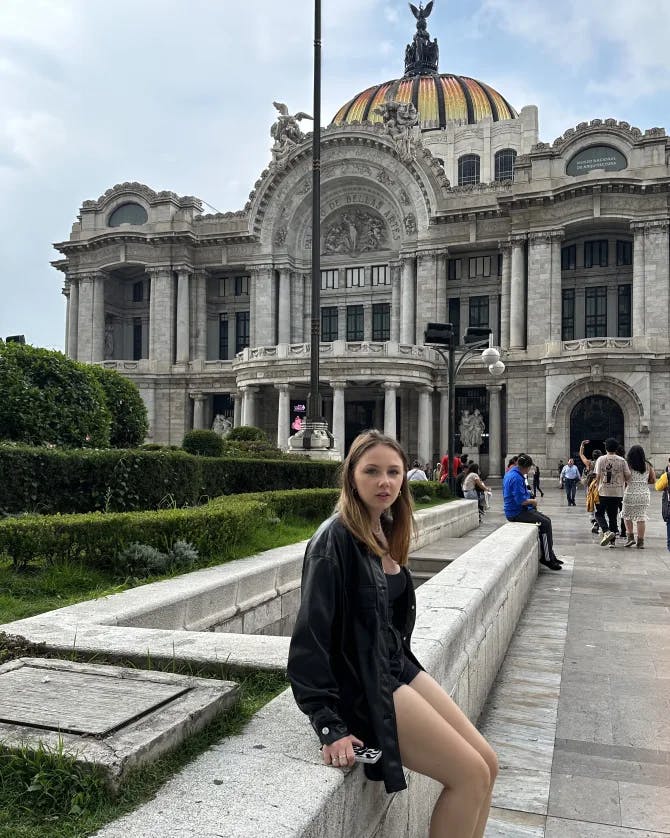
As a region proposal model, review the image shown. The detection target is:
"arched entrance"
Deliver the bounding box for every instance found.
[570,396,624,459]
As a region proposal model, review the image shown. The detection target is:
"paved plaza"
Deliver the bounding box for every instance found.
[475,484,670,837]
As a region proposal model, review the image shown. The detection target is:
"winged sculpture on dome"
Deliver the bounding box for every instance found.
[409,1,434,24]
[405,1,439,75]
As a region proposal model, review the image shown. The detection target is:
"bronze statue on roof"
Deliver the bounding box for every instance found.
[405,1,439,76]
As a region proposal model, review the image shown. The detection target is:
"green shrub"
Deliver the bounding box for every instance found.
[0,497,269,570]
[0,445,340,515]
[226,425,269,442]
[182,430,224,457]
[89,365,148,447]
[408,481,452,502]
[0,342,111,448]
[114,539,199,579]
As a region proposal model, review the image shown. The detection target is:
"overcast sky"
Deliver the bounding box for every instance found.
[1,0,669,350]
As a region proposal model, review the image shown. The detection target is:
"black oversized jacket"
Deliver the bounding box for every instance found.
[287,514,423,793]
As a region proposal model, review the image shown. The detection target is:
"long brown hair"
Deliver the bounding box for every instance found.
[336,429,416,565]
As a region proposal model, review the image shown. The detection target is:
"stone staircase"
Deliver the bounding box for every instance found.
[409,501,507,584]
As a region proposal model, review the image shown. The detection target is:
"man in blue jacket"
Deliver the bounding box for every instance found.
[503,453,562,571]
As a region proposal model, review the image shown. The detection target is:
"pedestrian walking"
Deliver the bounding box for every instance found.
[531,465,544,498]
[559,458,580,506]
[594,438,631,547]
[622,445,655,548]
[579,440,602,533]
[655,461,670,552]
[287,429,498,835]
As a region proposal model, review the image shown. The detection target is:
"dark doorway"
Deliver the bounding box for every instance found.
[345,401,376,453]
[570,396,624,460]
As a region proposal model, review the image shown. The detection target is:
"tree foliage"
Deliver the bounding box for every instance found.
[89,365,148,448]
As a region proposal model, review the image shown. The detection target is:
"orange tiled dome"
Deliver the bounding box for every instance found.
[331,74,518,130]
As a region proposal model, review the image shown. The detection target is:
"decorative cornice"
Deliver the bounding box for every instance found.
[528,229,564,244]
[630,219,670,234]
[544,118,665,153]
[82,182,202,211]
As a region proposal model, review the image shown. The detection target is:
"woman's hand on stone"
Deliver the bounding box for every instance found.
[322,734,363,768]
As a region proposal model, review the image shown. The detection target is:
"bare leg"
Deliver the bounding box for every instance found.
[394,673,497,838]
[625,517,633,536]
[637,520,646,540]
[409,672,498,838]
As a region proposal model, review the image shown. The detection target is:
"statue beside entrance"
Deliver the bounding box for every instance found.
[459,408,486,457]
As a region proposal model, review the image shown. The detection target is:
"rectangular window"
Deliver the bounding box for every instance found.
[561,245,576,270]
[345,267,365,288]
[616,240,632,266]
[346,304,364,340]
[497,253,503,276]
[448,298,460,342]
[132,317,142,360]
[235,310,250,352]
[371,265,389,286]
[372,303,390,341]
[468,295,489,328]
[469,257,477,279]
[320,269,338,290]
[218,315,228,360]
[321,306,338,342]
[585,286,607,337]
[482,256,491,277]
[447,258,462,280]
[234,275,249,296]
[561,289,575,340]
[618,284,632,337]
[132,281,144,302]
[584,240,608,268]
[218,278,227,297]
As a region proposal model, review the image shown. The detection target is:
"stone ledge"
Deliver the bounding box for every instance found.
[90,522,539,837]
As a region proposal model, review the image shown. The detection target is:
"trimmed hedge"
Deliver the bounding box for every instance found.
[0,488,341,570]
[182,430,224,457]
[0,446,340,514]
[89,365,148,448]
[408,480,452,502]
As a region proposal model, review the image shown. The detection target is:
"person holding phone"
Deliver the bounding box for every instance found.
[287,429,497,836]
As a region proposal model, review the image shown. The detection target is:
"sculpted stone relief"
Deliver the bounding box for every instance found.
[322,207,387,255]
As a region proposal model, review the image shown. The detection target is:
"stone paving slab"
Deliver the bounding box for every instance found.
[0,658,239,789]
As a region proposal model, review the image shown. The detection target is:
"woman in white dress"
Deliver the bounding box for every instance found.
[622,445,656,549]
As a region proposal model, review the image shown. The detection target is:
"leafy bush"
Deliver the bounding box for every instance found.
[226,425,269,442]
[0,445,340,514]
[182,430,224,457]
[89,365,148,447]
[114,539,199,579]
[0,342,111,448]
[407,481,452,502]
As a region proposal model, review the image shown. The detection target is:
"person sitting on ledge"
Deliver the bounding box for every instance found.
[503,453,563,571]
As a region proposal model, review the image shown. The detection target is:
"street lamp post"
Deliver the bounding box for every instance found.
[425,323,505,493]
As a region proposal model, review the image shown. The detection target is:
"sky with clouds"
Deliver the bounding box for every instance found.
[1,0,669,350]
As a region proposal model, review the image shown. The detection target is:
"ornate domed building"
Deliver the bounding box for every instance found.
[53,4,670,472]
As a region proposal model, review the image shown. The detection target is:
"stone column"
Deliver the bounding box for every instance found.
[390,261,401,342]
[302,273,311,345]
[276,383,291,448]
[417,385,433,465]
[192,393,207,430]
[510,235,526,349]
[175,268,190,363]
[487,384,503,477]
[435,249,448,325]
[91,273,106,363]
[383,382,399,439]
[499,242,512,349]
[241,385,258,427]
[436,385,450,463]
[331,380,346,455]
[527,231,562,347]
[233,391,242,427]
[645,221,670,338]
[290,271,304,343]
[250,264,275,347]
[415,252,437,342]
[277,266,291,345]
[148,267,175,363]
[549,231,564,343]
[67,276,79,359]
[193,270,208,360]
[631,222,646,338]
[400,255,416,344]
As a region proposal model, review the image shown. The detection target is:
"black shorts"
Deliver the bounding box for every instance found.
[389,652,421,692]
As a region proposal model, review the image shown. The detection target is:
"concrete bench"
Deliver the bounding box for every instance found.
[91,521,539,838]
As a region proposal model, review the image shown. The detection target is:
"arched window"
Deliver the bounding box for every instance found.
[108,202,148,227]
[494,148,517,181]
[458,154,480,186]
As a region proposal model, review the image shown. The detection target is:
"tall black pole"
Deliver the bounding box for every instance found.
[308,0,322,423]
[447,341,456,495]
